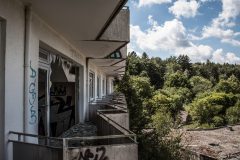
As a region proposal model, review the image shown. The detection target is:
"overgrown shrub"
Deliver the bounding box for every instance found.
[212,116,225,127]
[226,101,240,124]
[186,92,237,125]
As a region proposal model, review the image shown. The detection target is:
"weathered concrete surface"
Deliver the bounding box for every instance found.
[181,125,240,159]
[13,142,62,160]
[97,114,123,136]
[67,144,138,160]
[89,103,115,124]
[104,112,129,130]
[101,9,130,42]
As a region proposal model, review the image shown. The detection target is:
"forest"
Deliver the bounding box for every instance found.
[116,52,240,160]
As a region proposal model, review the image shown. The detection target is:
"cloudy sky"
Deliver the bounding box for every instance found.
[128,0,240,63]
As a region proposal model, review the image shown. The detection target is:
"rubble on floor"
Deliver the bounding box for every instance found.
[181,125,240,159]
[47,123,97,147]
[60,122,97,138]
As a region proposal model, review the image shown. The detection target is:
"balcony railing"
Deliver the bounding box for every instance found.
[9,93,138,160]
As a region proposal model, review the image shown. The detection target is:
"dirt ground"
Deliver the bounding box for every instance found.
[181,125,240,159]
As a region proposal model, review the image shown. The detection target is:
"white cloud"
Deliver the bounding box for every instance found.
[211,49,240,64]
[200,0,216,3]
[219,0,240,24]
[202,25,239,39]
[131,17,190,51]
[130,16,240,64]
[200,0,240,46]
[177,43,213,62]
[169,0,200,18]
[221,39,240,47]
[138,0,171,7]
[127,43,141,56]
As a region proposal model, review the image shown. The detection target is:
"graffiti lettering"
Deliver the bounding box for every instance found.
[74,147,109,160]
[50,84,66,96]
[29,79,36,105]
[29,61,37,125]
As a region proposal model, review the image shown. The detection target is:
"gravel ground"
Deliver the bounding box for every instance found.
[181,125,240,159]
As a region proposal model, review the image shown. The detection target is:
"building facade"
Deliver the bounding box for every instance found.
[0,0,136,160]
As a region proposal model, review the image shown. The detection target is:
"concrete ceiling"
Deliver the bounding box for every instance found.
[22,0,129,64]
[88,44,127,76]
[75,41,125,58]
[105,66,125,76]
[89,58,126,66]
[21,0,124,40]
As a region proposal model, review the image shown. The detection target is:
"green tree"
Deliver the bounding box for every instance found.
[164,71,190,88]
[177,55,192,75]
[190,76,212,95]
[216,75,240,94]
[186,92,237,126]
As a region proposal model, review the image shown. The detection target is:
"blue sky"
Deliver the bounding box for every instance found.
[127,0,240,64]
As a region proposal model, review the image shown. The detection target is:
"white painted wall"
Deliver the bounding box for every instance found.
[24,10,89,136]
[0,0,25,160]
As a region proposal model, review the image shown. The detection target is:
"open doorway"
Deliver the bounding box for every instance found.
[38,49,80,137]
[49,56,78,136]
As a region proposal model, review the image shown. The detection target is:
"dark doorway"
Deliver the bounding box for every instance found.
[49,57,77,137]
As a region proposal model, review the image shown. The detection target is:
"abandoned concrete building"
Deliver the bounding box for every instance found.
[0,0,138,160]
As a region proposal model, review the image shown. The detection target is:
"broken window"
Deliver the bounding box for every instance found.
[38,51,79,137]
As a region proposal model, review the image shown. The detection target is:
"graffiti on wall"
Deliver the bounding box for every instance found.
[29,61,37,125]
[50,84,66,96]
[72,146,109,160]
[49,82,75,136]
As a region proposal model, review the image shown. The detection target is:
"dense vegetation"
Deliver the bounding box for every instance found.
[116,52,240,160]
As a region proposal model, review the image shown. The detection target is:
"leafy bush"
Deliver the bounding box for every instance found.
[212,116,225,127]
[146,87,192,119]
[215,75,240,94]
[152,111,173,137]
[150,110,182,160]
[186,92,237,125]
[190,76,212,95]
[226,101,240,124]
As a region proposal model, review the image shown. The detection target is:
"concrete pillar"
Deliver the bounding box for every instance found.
[0,19,6,160]
[78,65,86,123]
[24,6,38,139]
